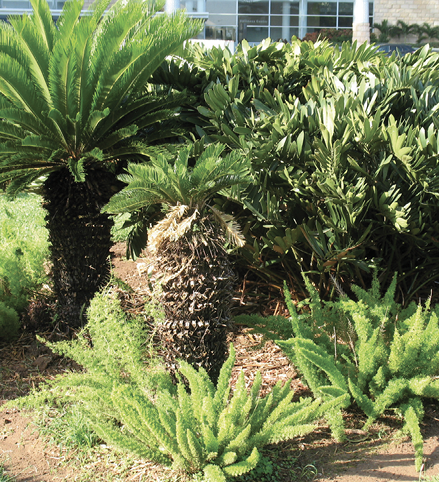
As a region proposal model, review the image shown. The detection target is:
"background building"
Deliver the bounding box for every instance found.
[175,0,372,44]
[1,0,438,46]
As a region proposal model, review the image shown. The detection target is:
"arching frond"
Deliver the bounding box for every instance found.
[0,54,47,116]
[56,0,83,40]
[0,121,28,141]
[0,166,55,195]
[94,12,202,114]
[3,14,51,104]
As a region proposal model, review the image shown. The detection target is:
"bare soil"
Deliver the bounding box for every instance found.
[1,242,439,481]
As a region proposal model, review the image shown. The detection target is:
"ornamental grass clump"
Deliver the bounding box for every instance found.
[239,273,439,470]
[18,288,343,482]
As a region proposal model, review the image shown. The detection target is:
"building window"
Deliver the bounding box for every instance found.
[238,0,269,14]
[205,25,237,40]
[307,2,337,30]
[270,1,299,41]
[338,2,353,28]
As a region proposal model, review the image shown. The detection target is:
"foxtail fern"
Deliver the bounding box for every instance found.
[14,287,337,481]
[239,272,439,470]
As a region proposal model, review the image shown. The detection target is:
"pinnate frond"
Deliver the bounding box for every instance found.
[209,205,246,247]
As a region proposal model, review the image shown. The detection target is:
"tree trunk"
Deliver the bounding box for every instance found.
[155,220,234,384]
[43,167,117,329]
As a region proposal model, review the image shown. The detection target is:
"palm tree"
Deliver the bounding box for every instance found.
[0,0,202,327]
[103,143,251,383]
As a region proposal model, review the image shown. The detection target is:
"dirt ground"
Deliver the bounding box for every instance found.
[1,242,439,481]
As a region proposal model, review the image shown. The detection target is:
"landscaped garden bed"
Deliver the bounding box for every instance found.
[1,244,439,482]
[1,1,439,480]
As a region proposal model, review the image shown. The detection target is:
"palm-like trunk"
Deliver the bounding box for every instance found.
[43,167,116,328]
[156,218,234,384]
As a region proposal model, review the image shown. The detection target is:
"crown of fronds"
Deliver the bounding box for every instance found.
[103,143,252,250]
[0,0,202,193]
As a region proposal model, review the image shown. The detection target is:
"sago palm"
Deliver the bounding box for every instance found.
[103,143,251,383]
[0,0,202,327]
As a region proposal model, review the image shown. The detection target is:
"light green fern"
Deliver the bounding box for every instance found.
[12,287,326,480]
[239,271,439,469]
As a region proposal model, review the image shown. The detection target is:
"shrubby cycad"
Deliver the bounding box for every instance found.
[103,142,251,382]
[0,0,202,326]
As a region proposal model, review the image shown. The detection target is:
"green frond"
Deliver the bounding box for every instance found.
[213,344,235,412]
[187,427,205,469]
[29,0,57,51]
[0,120,28,141]
[176,411,193,465]
[363,377,409,429]
[91,417,172,466]
[93,94,173,135]
[178,359,215,412]
[291,338,349,392]
[267,423,316,444]
[67,157,86,182]
[176,382,197,430]
[101,141,159,161]
[6,7,52,103]
[21,134,58,151]
[2,168,54,196]
[0,108,52,136]
[348,377,375,417]
[102,188,160,214]
[96,124,139,151]
[0,53,47,116]
[84,107,111,136]
[95,12,202,112]
[56,0,83,43]
[401,402,424,471]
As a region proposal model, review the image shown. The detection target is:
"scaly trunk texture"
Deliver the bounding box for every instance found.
[43,167,116,328]
[156,218,234,384]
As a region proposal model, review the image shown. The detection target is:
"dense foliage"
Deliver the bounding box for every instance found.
[238,274,439,470]
[0,193,49,339]
[153,39,439,302]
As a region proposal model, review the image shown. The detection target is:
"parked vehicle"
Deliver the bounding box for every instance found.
[376,43,417,55]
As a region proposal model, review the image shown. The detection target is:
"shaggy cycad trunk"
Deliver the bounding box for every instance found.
[43,167,116,328]
[155,218,234,384]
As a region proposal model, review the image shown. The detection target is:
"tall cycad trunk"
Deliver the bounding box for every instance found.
[155,217,235,384]
[43,167,117,328]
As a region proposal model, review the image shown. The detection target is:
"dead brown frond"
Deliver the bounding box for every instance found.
[148,204,200,253]
[209,205,246,248]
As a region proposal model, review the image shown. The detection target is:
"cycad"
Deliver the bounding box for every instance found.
[0,0,202,327]
[103,143,251,382]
